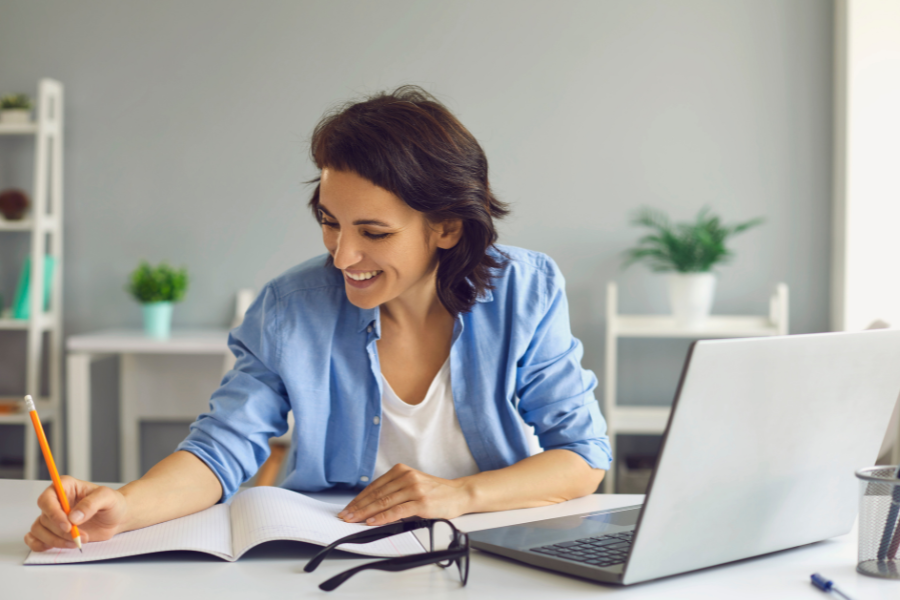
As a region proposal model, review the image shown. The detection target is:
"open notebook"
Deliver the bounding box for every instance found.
[25,486,424,565]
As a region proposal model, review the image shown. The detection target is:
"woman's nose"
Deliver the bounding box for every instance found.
[332,233,362,270]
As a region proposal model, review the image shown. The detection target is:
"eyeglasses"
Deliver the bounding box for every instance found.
[304,517,470,591]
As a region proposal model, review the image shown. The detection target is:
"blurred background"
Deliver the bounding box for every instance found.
[0,0,893,488]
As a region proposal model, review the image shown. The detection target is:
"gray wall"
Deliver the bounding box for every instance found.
[0,0,833,481]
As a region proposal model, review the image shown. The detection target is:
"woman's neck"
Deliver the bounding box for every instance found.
[380,268,452,331]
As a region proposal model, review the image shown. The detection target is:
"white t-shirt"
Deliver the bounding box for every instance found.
[373,358,481,481]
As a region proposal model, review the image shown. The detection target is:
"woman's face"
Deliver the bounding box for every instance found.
[317,168,460,310]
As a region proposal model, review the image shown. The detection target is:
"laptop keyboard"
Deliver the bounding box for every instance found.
[530,531,634,568]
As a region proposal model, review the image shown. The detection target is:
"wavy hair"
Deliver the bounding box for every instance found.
[307,86,509,316]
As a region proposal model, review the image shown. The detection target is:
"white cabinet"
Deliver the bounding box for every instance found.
[0,79,64,479]
[602,281,788,492]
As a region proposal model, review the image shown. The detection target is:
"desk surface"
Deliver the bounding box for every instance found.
[67,329,230,354]
[0,479,893,599]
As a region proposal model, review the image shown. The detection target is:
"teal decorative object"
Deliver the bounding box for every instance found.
[141,301,174,339]
[12,255,56,319]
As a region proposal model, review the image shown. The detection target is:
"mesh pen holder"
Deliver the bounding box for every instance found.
[857,466,900,579]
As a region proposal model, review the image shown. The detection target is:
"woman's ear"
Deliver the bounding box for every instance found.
[436,218,463,250]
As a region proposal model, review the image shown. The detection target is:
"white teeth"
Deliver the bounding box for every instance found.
[346,270,381,281]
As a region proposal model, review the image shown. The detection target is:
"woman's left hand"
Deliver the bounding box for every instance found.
[338,464,472,526]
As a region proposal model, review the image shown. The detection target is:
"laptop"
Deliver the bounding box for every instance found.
[469,329,900,585]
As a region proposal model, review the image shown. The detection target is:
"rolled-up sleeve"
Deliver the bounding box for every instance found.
[176,283,291,500]
[515,262,612,470]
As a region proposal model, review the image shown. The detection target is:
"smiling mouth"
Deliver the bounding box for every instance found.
[345,270,382,281]
[344,270,383,289]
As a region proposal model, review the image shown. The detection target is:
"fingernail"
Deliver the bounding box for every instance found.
[65,541,76,549]
[344,513,353,520]
[366,517,375,524]
[59,521,70,532]
[337,510,346,517]
[70,510,84,524]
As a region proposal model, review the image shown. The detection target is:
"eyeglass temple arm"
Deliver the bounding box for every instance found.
[304,518,429,573]
[318,548,466,592]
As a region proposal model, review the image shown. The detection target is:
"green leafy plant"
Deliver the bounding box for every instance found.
[127,261,189,303]
[622,207,764,273]
[1,94,32,110]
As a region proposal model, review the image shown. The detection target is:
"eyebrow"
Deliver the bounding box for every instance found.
[317,204,392,227]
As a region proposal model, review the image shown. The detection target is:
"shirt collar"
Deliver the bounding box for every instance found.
[357,306,379,333]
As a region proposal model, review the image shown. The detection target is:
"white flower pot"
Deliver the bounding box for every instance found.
[0,109,31,124]
[667,273,716,327]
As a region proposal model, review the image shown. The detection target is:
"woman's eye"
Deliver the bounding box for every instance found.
[320,219,338,229]
[363,231,390,240]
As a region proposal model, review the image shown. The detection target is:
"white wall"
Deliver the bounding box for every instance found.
[0,0,834,479]
[833,0,900,331]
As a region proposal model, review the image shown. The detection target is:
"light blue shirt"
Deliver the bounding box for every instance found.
[177,245,611,500]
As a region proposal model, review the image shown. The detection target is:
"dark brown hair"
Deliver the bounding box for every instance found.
[308,85,509,316]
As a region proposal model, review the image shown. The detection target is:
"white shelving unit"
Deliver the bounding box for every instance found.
[0,79,64,479]
[603,280,788,493]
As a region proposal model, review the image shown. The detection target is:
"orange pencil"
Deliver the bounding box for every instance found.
[24,394,82,552]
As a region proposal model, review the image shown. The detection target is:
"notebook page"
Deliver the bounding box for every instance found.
[230,487,424,559]
[25,503,233,565]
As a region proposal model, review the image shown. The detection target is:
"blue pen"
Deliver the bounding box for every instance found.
[877,465,900,561]
[810,574,854,600]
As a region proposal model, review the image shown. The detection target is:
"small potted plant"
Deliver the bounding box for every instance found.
[0,94,33,124]
[126,261,189,339]
[623,207,763,327]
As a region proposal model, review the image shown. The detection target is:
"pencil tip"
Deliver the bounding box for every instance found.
[74,536,83,551]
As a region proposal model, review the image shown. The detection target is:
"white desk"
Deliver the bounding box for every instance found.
[66,329,231,482]
[1,479,896,599]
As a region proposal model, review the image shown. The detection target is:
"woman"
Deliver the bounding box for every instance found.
[25,87,610,552]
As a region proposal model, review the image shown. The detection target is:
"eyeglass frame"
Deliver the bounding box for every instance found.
[304,517,470,591]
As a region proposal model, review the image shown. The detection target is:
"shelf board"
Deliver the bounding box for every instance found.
[612,315,779,338]
[0,315,55,330]
[609,406,671,434]
[0,219,34,231]
[0,122,38,135]
[0,398,55,424]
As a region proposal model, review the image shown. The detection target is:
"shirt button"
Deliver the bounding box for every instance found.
[367,325,373,333]
[360,476,369,482]
[373,416,380,425]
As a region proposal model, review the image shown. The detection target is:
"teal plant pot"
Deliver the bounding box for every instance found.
[142,301,173,339]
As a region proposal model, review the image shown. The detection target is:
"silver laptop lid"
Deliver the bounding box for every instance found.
[623,329,900,585]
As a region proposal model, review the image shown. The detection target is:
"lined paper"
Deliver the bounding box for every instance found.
[231,487,424,558]
[24,487,424,565]
[25,504,233,564]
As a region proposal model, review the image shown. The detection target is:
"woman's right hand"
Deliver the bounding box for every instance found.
[24,476,129,552]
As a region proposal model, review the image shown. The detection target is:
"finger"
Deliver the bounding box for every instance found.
[40,512,72,539]
[30,518,76,550]
[364,500,419,527]
[24,532,48,553]
[341,468,401,513]
[69,486,115,526]
[346,478,419,523]
[36,484,70,529]
[339,464,410,518]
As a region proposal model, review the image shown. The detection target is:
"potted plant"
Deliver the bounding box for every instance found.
[126,261,189,339]
[0,94,33,124]
[623,207,763,327]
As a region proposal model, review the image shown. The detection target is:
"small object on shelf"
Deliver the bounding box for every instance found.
[126,261,189,339]
[0,93,32,124]
[0,398,25,414]
[0,188,30,220]
[622,207,764,326]
[12,255,56,319]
